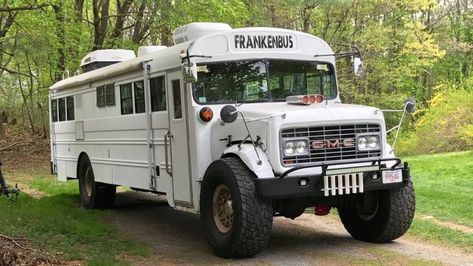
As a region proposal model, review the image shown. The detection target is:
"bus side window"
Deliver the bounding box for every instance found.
[58,98,66,121]
[134,80,145,113]
[150,76,166,112]
[96,85,105,107]
[51,99,58,122]
[120,83,133,115]
[66,96,75,120]
[105,84,115,106]
[172,79,182,119]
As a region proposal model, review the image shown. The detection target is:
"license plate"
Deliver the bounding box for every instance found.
[382,170,402,184]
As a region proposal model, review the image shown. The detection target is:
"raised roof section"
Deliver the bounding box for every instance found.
[80,49,136,73]
[173,22,232,45]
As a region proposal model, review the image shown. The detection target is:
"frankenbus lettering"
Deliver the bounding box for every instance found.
[234,34,294,49]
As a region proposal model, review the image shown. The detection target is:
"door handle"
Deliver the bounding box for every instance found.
[164,131,173,176]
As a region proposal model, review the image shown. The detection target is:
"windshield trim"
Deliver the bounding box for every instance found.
[191,58,338,105]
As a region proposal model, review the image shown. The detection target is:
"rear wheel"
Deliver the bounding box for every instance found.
[78,156,116,209]
[338,180,415,242]
[200,157,273,258]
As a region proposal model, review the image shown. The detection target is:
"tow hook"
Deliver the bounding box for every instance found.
[314,205,331,216]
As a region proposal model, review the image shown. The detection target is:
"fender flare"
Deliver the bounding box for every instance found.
[222,144,274,179]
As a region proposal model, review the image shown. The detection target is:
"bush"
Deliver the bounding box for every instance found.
[396,88,473,156]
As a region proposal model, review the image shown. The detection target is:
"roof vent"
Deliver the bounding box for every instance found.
[137,46,167,57]
[173,22,232,45]
[80,49,135,73]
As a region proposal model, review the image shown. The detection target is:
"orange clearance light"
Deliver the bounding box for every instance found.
[199,107,214,122]
[315,94,324,103]
[302,95,309,104]
[309,95,316,104]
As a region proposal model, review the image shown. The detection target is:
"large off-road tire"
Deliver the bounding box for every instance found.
[78,155,116,209]
[200,157,273,258]
[338,180,415,243]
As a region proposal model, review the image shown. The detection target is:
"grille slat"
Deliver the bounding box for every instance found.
[281,123,382,166]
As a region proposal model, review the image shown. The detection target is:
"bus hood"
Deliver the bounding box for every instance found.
[236,102,384,123]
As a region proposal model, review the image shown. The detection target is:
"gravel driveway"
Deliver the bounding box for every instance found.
[110,192,473,266]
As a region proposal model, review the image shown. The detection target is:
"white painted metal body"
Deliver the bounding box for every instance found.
[49,24,392,212]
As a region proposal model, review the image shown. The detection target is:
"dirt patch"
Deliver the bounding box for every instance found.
[419,214,473,234]
[0,127,50,174]
[0,235,61,266]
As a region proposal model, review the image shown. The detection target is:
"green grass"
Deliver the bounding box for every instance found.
[0,173,148,265]
[409,219,473,253]
[404,151,473,251]
[406,151,473,225]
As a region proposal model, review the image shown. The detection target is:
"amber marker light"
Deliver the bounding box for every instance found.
[199,107,214,122]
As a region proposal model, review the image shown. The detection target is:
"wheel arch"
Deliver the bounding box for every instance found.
[222,144,274,179]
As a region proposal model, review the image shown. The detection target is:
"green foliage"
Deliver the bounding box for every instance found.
[0,174,148,264]
[397,87,473,155]
[0,0,471,154]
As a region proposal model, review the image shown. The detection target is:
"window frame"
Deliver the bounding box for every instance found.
[51,99,58,122]
[120,83,134,115]
[191,59,338,105]
[150,76,167,112]
[172,79,182,119]
[96,85,105,107]
[105,84,115,106]
[58,98,66,122]
[66,96,75,121]
[134,80,145,114]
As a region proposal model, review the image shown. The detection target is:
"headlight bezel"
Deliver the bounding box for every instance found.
[356,134,381,151]
[283,138,310,157]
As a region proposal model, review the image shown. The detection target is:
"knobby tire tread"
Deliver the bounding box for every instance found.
[220,157,272,258]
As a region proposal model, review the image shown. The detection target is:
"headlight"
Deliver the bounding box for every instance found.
[296,141,308,154]
[284,142,295,156]
[368,136,379,149]
[358,136,367,150]
[357,135,380,151]
[284,139,309,156]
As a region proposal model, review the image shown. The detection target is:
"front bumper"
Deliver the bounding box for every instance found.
[254,158,410,200]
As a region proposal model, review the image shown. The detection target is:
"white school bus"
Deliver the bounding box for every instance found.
[49,22,415,258]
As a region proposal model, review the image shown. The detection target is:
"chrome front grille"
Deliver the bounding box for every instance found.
[280,124,382,166]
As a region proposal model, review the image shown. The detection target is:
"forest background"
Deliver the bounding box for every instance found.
[0,0,471,155]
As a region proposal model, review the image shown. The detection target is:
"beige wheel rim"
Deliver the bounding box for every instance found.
[84,166,94,198]
[212,184,233,233]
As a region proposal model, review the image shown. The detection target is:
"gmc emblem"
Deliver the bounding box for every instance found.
[312,138,355,149]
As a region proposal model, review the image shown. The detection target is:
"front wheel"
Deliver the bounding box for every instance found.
[338,180,415,242]
[200,157,273,258]
[78,156,116,209]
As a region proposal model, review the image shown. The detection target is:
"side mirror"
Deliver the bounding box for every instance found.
[404,97,416,114]
[182,63,198,83]
[353,57,363,76]
[220,105,238,123]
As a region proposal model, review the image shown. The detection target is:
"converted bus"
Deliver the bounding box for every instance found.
[49,22,415,258]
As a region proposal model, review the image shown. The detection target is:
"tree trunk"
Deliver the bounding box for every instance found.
[75,0,84,22]
[0,111,4,139]
[53,3,66,82]
[93,0,110,50]
[17,65,35,133]
[111,0,133,40]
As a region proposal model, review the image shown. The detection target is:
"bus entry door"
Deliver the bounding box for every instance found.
[166,71,193,207]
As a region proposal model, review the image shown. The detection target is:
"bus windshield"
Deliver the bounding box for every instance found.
[192,59,337,104]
